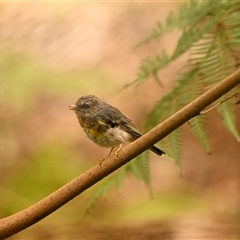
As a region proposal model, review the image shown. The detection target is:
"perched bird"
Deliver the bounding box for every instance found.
[69,95,165,159]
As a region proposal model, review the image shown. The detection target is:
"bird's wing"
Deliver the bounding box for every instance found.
[94,106,119,128]
[95,105,142,139]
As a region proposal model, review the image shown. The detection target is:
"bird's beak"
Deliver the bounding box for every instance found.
[69,104,76,110]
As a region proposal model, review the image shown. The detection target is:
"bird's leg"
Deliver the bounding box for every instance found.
[114,143,122,159]
[107,147,115,158]
[98,147,115,166]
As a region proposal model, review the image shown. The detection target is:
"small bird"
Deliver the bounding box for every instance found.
[69,95,165,160]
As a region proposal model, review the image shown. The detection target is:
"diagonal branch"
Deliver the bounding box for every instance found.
[1,69,240,239]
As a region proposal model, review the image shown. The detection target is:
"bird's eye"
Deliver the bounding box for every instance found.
[110,122,117,128]
[83,102,91,108]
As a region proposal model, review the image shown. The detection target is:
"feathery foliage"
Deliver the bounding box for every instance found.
[128,151,152,196]
[140,0,240,167]
[86,0,240,215]
[82,152,152,219]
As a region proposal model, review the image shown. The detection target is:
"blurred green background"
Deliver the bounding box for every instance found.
[0,2,240,239]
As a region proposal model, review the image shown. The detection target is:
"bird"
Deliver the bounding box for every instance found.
[69,95,165,161]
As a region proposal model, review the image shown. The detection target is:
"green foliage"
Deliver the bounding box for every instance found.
[123,2,226,89]
[82,174,117,219]
[130,152,151,185]
[83,152,152,219]
[217,100,240,142]
[138,0,240,166]
[85,0,240,216]
[189,116,210,153]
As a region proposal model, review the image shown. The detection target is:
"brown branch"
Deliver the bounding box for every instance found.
[1,69,240,239]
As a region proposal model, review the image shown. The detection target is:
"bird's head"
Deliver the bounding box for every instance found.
[69,95,103,116]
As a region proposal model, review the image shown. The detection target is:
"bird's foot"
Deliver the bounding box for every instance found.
[98,158,106,167]
[98,147,115,167]
[98,144,122,167]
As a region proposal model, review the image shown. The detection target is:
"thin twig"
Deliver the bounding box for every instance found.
[199,91,240,115]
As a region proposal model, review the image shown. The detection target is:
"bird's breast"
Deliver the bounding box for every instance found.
[86,126,132,148]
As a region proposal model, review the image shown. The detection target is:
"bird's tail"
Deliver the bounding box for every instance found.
[149,145,165,156]
[122,125,165,156]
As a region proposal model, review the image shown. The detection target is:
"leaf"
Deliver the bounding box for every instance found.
[190,116,211,153]
[164,128,183,170]
[137,1,217,46]
[82,176,116,220]
[217,100,240,142]
[128,152,152,197]
[83,152,153,219]
[115,167,127,191]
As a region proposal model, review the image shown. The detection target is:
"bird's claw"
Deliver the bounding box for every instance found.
[98,158,106,167]
[114,143,122,159]
[98,144,123,167]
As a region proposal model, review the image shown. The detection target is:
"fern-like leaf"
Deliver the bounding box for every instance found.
[137,1,218,46]
[83,153,152,218]
[126,152,152,196]
[217,100,240,142]
[190,116,210,153]
[115,167,128,191]
[81,176,116,220]
[165,128,183,169]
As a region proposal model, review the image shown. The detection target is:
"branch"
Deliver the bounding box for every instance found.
[1,69,240,239]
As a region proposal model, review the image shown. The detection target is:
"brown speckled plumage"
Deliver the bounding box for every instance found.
[69,95,165,156]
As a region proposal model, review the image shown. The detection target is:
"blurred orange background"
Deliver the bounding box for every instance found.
[0,2,240,239]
